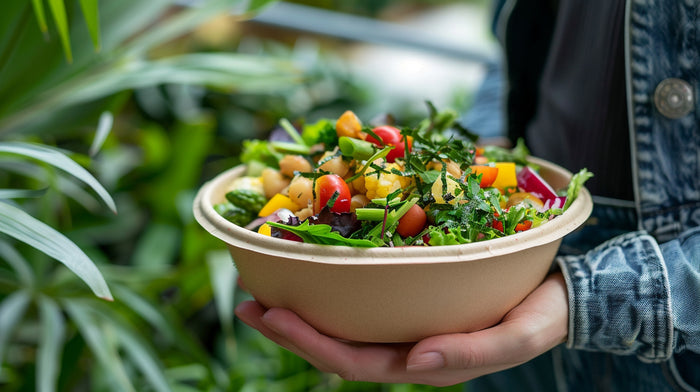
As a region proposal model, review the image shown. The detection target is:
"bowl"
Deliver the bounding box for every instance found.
[193,157,593,343]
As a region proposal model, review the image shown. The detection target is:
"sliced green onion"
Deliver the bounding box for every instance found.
[355,208,387,221]
[338,136,376,160]
[279,118,306,146]
[367,197,418,238]
[270,141,310,155]
[370,197,402,207]
[345,147,392,184]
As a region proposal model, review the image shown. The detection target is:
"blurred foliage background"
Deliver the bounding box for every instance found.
[0,0,490,391]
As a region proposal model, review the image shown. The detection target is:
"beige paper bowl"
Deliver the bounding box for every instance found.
[193,157,592,343]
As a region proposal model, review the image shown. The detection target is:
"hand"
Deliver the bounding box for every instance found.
[234,272,568,387]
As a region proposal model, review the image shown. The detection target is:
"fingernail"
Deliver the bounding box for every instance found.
[406,352,445,372]
[261,309,283,334]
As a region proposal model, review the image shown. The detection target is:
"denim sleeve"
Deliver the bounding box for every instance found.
[555,228,700,363]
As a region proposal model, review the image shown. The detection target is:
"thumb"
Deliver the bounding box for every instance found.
[406,273,568,373]
[406,322,531,372]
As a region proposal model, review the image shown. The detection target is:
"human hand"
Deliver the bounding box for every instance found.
[234,272,568,387]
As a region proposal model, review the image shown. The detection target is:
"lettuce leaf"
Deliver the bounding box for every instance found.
[563,168,594,211]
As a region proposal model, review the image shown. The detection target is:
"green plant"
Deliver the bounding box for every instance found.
[1,0,480,390]
[0,0,312,390]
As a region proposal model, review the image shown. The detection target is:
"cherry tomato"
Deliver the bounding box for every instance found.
[314,174,352,214]
[365,125,412,162]
[397,204,427,237]
[469,165,499,188]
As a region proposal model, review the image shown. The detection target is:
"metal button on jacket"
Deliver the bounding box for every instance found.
[653,78,695,119]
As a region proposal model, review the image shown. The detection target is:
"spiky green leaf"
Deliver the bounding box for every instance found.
[37,296,65,392]
[0,291,31,365]
[47,0,72,62]
[0,201,112,300]
[78,0,101,50]
[0,141,117,213]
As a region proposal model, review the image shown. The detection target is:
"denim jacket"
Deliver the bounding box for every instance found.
[466,0,700,390]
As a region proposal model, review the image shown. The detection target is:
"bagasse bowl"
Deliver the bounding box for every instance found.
[193,157,593,343]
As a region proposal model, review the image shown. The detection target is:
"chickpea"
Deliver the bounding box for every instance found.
[348,173,366,195]
[261,168,290,199]
[317,153,349,177]
[427,160,462,178]
[350,194,370,212]
[295,207,314,221]
[288,175,314,209]
[279,154,312,178]
[335,110,364,139]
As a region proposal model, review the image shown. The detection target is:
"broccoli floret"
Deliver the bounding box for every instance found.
[240,139,283,168]
[302,119,338,148]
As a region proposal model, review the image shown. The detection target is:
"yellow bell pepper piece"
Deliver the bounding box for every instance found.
[257,223,272,236]
[258,193,298,217]
[491,162,518,191]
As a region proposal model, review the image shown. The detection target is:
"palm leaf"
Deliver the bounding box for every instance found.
[0,141,116,213]
[63,300,135,391]
[207,249,237,335]
[0,201,112,300]
[47,0,72,63]
[89,111,113,157]
[30,0,50,35]
[37,296,65,392]
[111,285,175,343]
[122,0,276,57]
[0,239,35,286]
[114,324,171,392]
[207,250,238,363]
[78,0,101,50]
[0,160,106,213]
[0,291,31,365]
[0,187,47,199]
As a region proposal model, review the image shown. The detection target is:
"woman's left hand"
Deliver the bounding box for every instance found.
[235,272,569,387]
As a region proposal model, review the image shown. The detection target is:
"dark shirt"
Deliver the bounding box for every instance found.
[524,0,634,201]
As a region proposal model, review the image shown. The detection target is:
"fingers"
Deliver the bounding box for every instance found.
[407,273,568,373]
[407,324,529,374]
[259,306,414,382]
[234,272,569,387]
[234,301,302,357]
[235,301,413,382]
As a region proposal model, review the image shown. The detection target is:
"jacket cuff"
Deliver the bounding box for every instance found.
[556,231,673,362]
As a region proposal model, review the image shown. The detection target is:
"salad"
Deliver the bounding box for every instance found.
[214,106,592,248]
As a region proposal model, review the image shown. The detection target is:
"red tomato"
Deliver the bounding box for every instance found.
[397,204,427,237]
[469,165,499,188]
[365,126,412,162]
[314,174,351,214]
[515,220,533,232]
[492,216,532,233]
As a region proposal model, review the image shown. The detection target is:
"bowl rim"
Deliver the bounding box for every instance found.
[193,157,593,265]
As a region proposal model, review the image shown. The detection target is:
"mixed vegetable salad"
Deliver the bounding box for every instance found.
[215,106,592,248]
